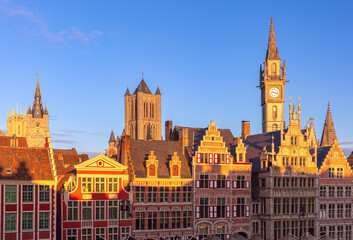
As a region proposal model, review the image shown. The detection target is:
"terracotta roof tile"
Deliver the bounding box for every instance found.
[0,146,53,180]
[0,136,28,147]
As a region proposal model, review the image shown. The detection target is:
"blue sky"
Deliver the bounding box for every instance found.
[0,1,352,156]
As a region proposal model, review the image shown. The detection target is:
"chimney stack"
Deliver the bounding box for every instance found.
[241,121,250,139]
[165,120,173,141]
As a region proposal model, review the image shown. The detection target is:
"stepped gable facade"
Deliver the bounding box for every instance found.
[317,139,353,239]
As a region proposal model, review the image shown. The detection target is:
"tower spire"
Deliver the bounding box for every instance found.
[32,73,44,118]
[266,17,280,60]
[320,102,337,146]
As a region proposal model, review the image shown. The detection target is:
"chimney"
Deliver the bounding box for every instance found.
[241,121,250,139]
[182,128,189,154]
[165,120,173,141]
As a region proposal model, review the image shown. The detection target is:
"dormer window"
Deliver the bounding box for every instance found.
[170,152,181,178]
[146,151,158,178]
[6,168,12,174]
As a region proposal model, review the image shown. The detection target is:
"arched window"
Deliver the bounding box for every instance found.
[272,124,278,131]
[272,63,277,75]
[130,100,134,120]
[272,106,278,119]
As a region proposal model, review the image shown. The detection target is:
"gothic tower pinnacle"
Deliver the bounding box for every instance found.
[260,17,287,132]
[320,102,337,147]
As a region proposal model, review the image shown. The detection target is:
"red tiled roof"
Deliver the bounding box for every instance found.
[0,136,28,147]
[53,148,89,175]
[0,146,54,180]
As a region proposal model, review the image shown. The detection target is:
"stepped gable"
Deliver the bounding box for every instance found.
[0,147,53,180]
[316,146,332,169]
[172,126,235,150]
[244,130,281,171]
[129,140,191,178]
[0,136,28,147]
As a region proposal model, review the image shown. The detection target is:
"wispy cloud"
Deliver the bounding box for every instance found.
[52,139,77,144]
[51,133,73,137]
[339,141,353,146]
[0,1,102,44]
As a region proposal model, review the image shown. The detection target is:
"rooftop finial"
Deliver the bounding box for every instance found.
[270,17,274,31]
[141,70,144,80]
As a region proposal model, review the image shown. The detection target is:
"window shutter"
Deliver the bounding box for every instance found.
[197,153,201,163]
[226,205,230,218]
[246,205,250,217]
[196,180,200,188]
[214,180,217,188]
[246,180,250,189]
[215,154,218,164]
[233,205,237,218]
[210,180,214,188]
[213,206,217,218]
[227,180,230,189]
[226,154,230,164]
[210,206,214,218]
[233,180,237,189]
[196,206,200,219]
[209,153,213,164]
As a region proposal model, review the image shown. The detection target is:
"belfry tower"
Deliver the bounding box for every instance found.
[124,77,162,140]
[260,17,286,132]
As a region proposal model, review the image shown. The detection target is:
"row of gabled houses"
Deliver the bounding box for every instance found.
[1,18,353,240]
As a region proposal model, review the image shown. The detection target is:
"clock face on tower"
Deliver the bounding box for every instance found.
[269,87,280,98]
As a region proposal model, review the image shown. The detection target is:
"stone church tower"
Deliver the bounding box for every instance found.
[320,102,337,146]
[7,74,49,147]
[124,77,162,140]
[260,18,286,132]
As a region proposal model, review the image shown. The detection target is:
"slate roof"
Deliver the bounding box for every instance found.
[129,140,192,178]
[0,136,28,147]
[316,146,332,169]
[244,130,281,172]
[133,79,152,94]
[172,126,235,151]
[0,146,54,180]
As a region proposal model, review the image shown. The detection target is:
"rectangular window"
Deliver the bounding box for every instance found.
[160,211,169,229]
[39,185,50,202]
[148,187,157,203]
[320,186,326,197]
[328,204,335,218]
[108,178,118,192]
[346,203,351,218]
[199,226,208,239]
[291,198,298,214]
[217,198,226,218]
[82,201,92,220]
[237,175,245,188]
[95,178,105,192]
[337,186,343,197]
[82,228,92,240]
[172,211,181,229]
[183,186,191,202]
[148,212,157,229]
[320,226,326,237]
[308,198,315,213]
[95,228,105,240]
[347,225,352,240]
[121,226,131,239]
[108,201,118,219]
[346,186,351,197]
[252,221,259,235]
[237,197,245,217]
[337,168,343,178]
[22,212,33,231]
[283,198,290,214]
[329,186,335,197]
[200,175,209,188]
[329,226,335,239]
[217,175,226,188]
[337,204,343,218]
[328,168,335,178]
[68,201,78,220]
[108,228,118,240]
[95,201,105,220]
[135,186,145,203]
[320,204,326,219]
[274,198,281,214]
[183,211,192,228]
[82,178,92,193]
[67,229,77,240]
[337,225,343,239]
[216,225,225,239]
[200,198,209,218]
[135,212,145,230]
[5,185,17,203]
[39,212,50,230]
[120,200,130,220]
[22,185,33,202]
[5,213,16,231]
[171,186,180,202]
[160,186,169,203]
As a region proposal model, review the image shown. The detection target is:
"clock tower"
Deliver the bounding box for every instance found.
[260,17,286,132]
